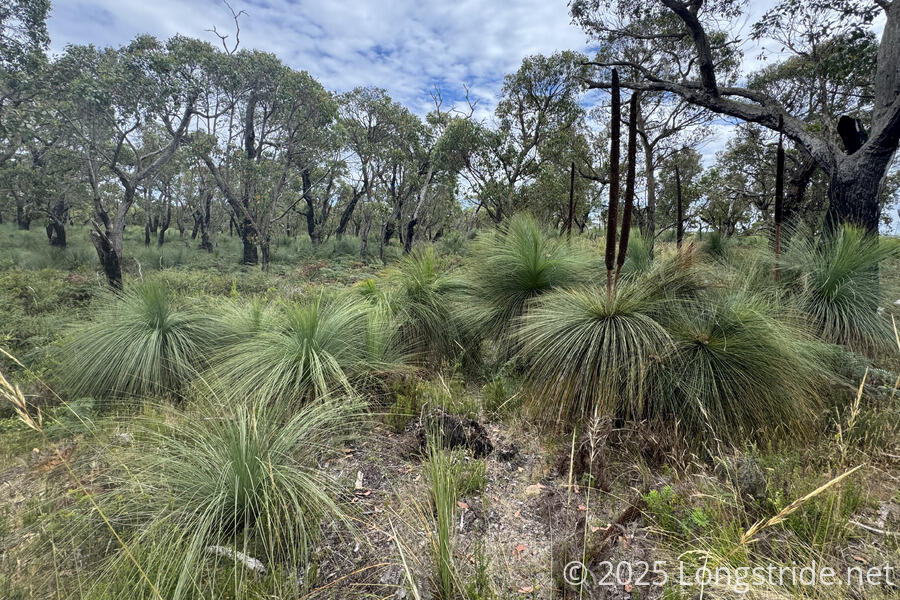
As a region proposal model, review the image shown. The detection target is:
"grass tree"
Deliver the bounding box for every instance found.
[653,290,825,444]
[208,294,387,403]
[58,281,220,400]
[87,398,358,599]
[460,213,589,352]
[782,225,899,354]
[376,246,467,366]
[518,279,673,422]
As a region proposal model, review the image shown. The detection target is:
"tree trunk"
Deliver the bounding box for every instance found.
[90,227,123,290]
[336,189,363,237]
[403,217,418,253]
[675,164,684,248]
[824,156,885,234]
[301,168,322,246]
[198,191,213,252]
[16,203,30,230]
[359,210,372,260]
[260,237,270,272]
[642,140,656,249]
[47,199,68,248]
[605,69,621,294]
[616,92,639,283]
[241,221,259,265]
[157,203,171,247]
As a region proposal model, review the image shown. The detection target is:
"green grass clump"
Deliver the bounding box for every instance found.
[461,213,589,349]
[783,225,898,354]
[58,282,220,400]
[86,398,358,599]
[208,294,387,403]
[518,280,673,422]
[377,247,466,365]
[653,290,825,444]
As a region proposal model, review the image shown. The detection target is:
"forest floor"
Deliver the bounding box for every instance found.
[0,224,899,600]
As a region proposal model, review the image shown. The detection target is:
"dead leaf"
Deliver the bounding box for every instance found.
[457,501,469,510]
[517,586,534,594]
[513,543,527,560]
[577,504,588,511]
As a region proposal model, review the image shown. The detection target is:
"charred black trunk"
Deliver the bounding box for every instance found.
[403,217,418,253]
[241,224,258,265]
[90,226,122,290]
[825,117,884,234]
[604,68,621,294]
[157,203,171,247]
[198,191,213,252]
[615,92,639,283]
[16,204,30,230]
[336,189,363,237]
[301,168,321,246]
[47,199,68,248]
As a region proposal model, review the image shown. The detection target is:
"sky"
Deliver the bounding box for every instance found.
[47,0,593,119]
[44,0,884,166]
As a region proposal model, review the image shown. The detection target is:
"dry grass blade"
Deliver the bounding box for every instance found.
[0,366,41,431]
[738,465,862,547]
[0,349,164,600]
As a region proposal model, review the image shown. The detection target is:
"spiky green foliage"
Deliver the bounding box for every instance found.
[653,290,825,444]
[461,213,589,346]
[702,230,729,257]
[377,247,466,365]
[87,398,358,599]
[208,294,385,403]
[214,297,278,340]
[638,245,705,304]
[58,282,220,399]
[620,230,653,275]
[518,281,673,422]
[783,225,898,353]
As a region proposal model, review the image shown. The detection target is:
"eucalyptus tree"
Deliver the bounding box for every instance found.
[375,101,426,260]
[656,147,703,234]
[573,0,900,234]
[336,87,404,257]
[55,35,208,287]
[0,0,50,170]
[461,52,586,222]
[194,49,336,269]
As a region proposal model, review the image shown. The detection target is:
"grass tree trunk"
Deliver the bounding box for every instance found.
[615,92,638,285]
[605,68,621,295]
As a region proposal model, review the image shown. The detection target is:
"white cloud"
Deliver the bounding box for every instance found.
[48,0,589,115]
